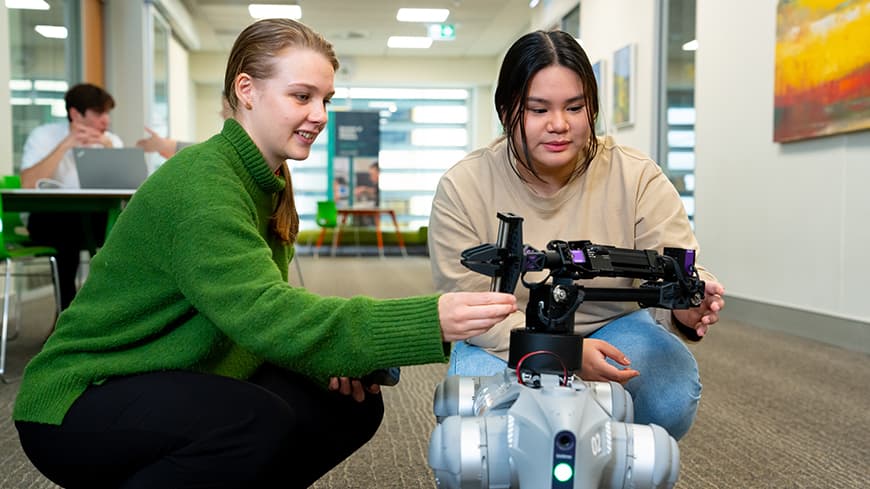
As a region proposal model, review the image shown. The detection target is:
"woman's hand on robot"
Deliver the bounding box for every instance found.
[438,292,517,342]
[581,339,640,384]
[673,280,725,337]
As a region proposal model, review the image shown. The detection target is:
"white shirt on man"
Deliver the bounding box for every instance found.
[20,121,124,188]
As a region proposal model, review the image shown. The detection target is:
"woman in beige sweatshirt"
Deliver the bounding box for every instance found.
[428,30,725,440]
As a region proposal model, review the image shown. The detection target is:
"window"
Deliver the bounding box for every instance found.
[142,6,171,171]
[148,8,170,144]
[656,0,696,222]
[293,87,472,231]
[7,0,81,171]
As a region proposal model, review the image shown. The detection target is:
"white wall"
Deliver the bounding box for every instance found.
[168,35,193,142]
[695,0,870,322]
[193,82,226,142]
[103,0,148,147]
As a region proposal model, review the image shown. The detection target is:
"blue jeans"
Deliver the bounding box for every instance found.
[447,309,701,440]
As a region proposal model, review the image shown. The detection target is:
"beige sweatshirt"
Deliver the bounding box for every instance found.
[428,136,716,360]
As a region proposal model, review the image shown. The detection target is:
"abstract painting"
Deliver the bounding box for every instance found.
[774,0,870,142]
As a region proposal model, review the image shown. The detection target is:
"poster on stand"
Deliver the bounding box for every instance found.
[331,111,380,209]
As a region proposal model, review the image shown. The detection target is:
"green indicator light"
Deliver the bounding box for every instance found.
[554,462,573,482]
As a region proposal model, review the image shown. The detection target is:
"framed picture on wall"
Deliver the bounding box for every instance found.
[591,59,607,134]
[612,43,636,128]
[773,0,870,142]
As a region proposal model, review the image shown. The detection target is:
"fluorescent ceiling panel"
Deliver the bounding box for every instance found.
[34,25,68,39]
[248,4,302,19]
[396,8,449,22]
[5,0,50,10]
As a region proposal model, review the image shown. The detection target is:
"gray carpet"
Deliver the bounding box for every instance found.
[1,256,868,488]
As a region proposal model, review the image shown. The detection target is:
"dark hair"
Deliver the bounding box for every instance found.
[64,83,115,122]
[494,30,599,183]
[224,18,339,245]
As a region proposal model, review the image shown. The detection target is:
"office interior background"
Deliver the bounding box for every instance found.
[0,0,867,355]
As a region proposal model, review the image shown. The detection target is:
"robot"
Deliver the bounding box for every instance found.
[428,212,705,489]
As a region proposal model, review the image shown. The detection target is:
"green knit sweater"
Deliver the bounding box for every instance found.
[14,119,445,425]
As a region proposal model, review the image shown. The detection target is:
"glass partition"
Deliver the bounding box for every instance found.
[657,0,696,222]
[7,0,81,171]
[146,6,170,171]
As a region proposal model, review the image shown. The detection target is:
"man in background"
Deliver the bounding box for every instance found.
[19,83,123,309]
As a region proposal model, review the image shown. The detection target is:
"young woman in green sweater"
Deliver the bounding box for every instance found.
[14,19,516,489]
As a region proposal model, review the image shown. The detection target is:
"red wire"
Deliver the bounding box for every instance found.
[515,350,568,386]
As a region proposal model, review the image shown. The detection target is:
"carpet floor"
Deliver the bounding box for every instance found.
[1,256,867,488]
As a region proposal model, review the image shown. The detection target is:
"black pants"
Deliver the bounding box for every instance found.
[16,366,384,489]
[26,212,108,310]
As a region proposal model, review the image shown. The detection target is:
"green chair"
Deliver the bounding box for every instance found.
[0,191,61,382]
[0,175,30,246]
[313,200,338,257]
[0,175,32,342]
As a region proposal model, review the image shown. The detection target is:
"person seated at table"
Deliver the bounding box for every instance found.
[19,83,123,310]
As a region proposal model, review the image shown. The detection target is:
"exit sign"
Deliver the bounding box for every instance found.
[428,23,456,40]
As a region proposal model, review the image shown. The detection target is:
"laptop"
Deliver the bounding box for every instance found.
[74,147,149,189]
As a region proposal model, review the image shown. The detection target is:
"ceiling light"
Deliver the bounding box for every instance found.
[248,4,302,20]
[396,8,449,22]
[682,39,698,51]
[34,25,68,39]
[387,36,433,49]
[5,0,49,9]
[529,0,541,7]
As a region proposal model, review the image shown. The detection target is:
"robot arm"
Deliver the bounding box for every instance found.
[460,212,705,311]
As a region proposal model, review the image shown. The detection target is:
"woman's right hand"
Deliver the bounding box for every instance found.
[580,338,640,384]
[438,292,517,342]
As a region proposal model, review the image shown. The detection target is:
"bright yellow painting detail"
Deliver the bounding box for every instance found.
[774,0,870,142]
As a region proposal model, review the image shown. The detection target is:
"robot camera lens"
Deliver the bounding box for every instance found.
[556,432,575,451]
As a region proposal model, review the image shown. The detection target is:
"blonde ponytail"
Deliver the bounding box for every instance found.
[271,160,299,244]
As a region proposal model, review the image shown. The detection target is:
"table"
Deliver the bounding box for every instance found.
[318,207,407,258]
[0,188,135,240]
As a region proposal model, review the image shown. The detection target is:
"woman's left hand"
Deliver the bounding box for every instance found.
[672,280,725,337]
[329,377,381,402]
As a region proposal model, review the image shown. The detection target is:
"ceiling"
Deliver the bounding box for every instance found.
[179,0,534,58]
